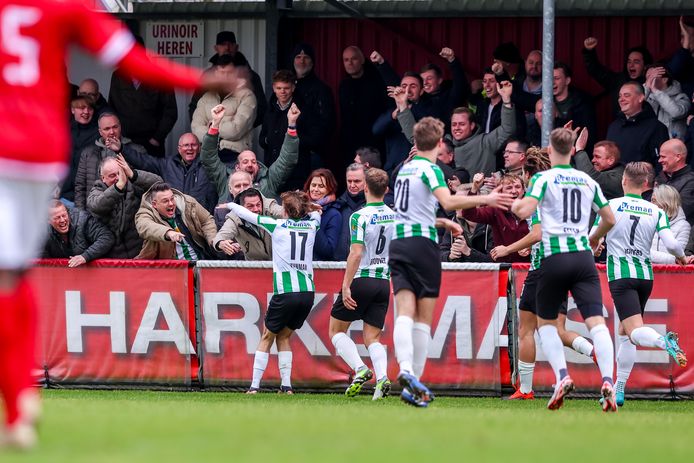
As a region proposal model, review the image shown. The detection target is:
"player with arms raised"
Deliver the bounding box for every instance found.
[224,182,321,395]
[389,86,514,407]
[0,0,221,449]
[329,168,395,400]
[512,128,617,411]
[594,162,687,407]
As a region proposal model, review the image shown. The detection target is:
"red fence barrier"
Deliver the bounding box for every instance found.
[27,260,694,395]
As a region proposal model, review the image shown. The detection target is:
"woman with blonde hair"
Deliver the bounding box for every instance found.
[651,184,691,263]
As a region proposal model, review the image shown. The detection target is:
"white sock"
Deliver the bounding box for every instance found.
[518,360,535,394]
[368,342,388,380]
[537,324,568,384]
[393,315,414,374]
[631,326,666,349]
[251,351,269,389]
[571,336,594,357]
[331,332,365,371]
[590,324,614,383]
[615,335,635,394]
[278,351,293,387]
[412,322,430,379]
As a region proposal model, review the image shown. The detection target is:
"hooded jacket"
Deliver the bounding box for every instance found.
[135,187,217,260]
[397,102,517,176]
[645,79,691,140]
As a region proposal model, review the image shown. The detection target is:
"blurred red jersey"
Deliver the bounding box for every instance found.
[0,0,200,180]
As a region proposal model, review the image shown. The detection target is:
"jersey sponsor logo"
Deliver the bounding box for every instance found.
[291,263,308,270]
[563,227,580,234]
[617,201,652,216]
[369,214,395,224]
[280,221,313,230]
[369,257,387,265]
[553,174,587,186]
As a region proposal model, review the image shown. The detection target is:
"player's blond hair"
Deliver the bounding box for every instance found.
[413,117,445,151]
[549,128,574,156]
[623,162,654,189]
[365,168,389,197]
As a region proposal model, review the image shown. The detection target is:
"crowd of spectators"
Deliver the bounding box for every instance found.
[46,20,694,265]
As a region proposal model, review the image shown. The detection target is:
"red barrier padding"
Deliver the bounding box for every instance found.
[33,258,191,268]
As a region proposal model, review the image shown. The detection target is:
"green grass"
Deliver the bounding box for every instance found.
[3,390,693,462]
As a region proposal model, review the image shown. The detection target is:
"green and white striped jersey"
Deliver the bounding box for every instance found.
[527,211,543,271]
[526,165,608,258]
[227,202,320,294]
[392,156,447,243]
[350,202,396,280]
[596,194,674,282]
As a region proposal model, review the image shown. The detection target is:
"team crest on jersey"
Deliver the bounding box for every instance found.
[617,202,652,215]
[553,174,587,186]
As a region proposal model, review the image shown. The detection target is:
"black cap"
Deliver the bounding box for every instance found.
[216,31,236,45]
[493,42,522,64]
[291,42,316,62]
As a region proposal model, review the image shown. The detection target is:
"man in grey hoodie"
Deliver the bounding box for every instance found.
[395,80,516,177]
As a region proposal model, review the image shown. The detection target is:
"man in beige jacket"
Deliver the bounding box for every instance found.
[135,182,218,260]
[191,54,257,165]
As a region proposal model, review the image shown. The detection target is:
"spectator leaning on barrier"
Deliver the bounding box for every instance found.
[572,131,625,200]
[75,112,149,210]
[120,132,218,214]
[87,155,162,258]
[655,138,694,225]
[201,104,299,202]
[214,187,273,261]
[135,182,218,260]
[650,184,691,264]
[43,200,115,266]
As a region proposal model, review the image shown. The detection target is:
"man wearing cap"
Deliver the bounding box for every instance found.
[289,42,336,185]
[188,30,266,127]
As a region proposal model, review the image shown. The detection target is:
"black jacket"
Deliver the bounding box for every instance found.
[333,190,366,261]
[606,106,670,166]
[555,88,598,154]
[655,165,694,225]
[294,70,336,161]
[120,149,218,214]
[43,209,114,261]
[61,118,100,201]
[339,64,388,166]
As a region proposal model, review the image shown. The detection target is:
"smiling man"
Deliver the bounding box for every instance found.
[135,182,218,260]
[606,81,670,166]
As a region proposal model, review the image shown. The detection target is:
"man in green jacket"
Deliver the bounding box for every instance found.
[201,104,300,201]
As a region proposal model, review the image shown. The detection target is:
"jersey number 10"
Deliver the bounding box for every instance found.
[562,188,582,223]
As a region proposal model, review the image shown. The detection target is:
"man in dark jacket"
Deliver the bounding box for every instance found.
[291,42,336,174]
[655,139,694,225]
[339,46,388,170]
[108,36,178,158]
[582,36,652,117]
[43,200,114,266]
[333,164,367,261]
[87,155,162,258]
[120,132,218,213]
[75,112,149,210]
[61,96,100,205]
[553,62,597,154]
[606,82,669,166]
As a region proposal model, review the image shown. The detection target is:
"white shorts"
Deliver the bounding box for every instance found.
[0,177,57,270]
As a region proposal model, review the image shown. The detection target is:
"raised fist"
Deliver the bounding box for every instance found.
[369,51,384,65]
[439,47,455,63]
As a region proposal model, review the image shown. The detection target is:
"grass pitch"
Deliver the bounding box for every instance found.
[2,390,693,462]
